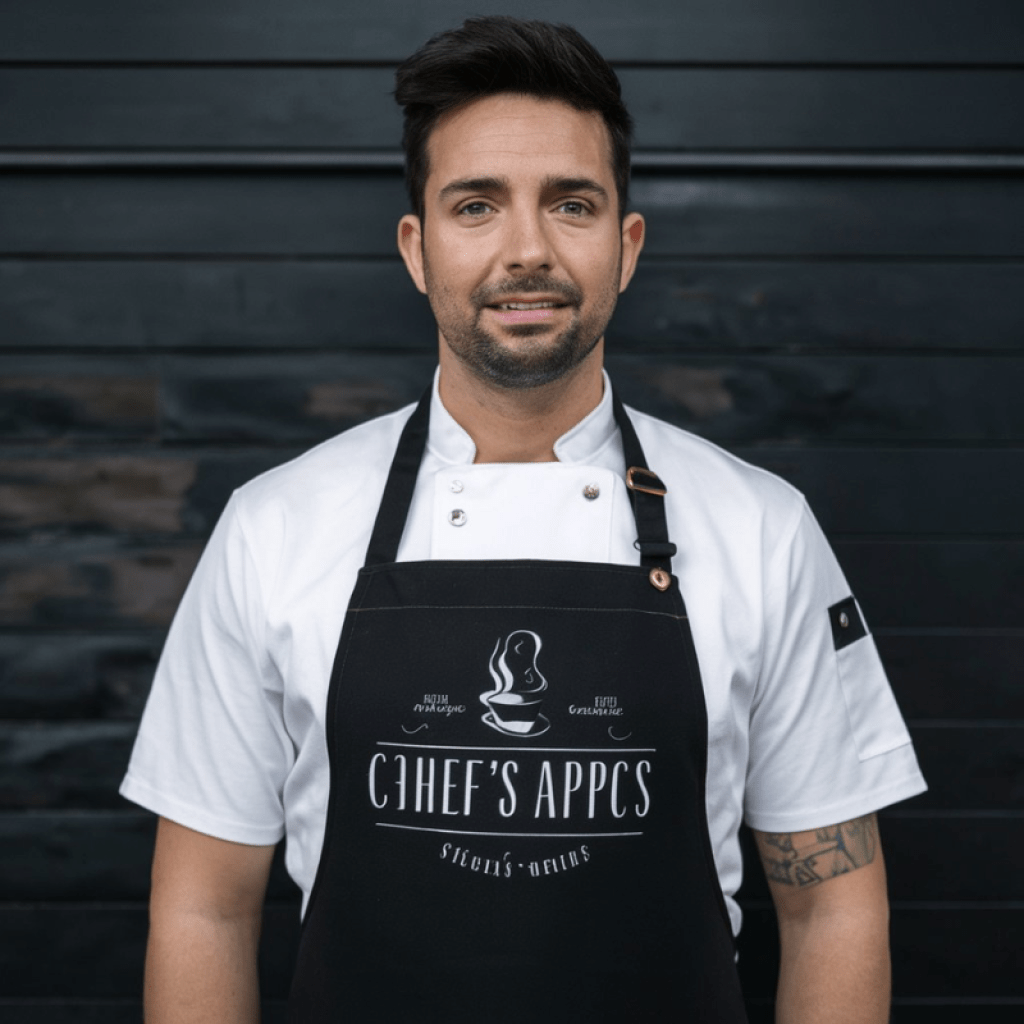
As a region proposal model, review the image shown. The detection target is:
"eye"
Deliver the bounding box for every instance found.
[457,201,493,218]
[557,200,590,217]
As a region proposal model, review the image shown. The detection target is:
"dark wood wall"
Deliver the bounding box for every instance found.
[2,1,1022,1020]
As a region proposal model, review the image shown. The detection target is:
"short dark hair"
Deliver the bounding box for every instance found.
[394,16,634,221]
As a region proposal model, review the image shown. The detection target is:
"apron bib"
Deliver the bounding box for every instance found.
[288,390,748,1022]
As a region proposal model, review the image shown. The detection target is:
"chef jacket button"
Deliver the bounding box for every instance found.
[583,483,600,500]
[450,480,464,493]
[839,611,850,628]
[448,509,466,527]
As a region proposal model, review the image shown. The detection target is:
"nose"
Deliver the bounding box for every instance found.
[502,204,554,272]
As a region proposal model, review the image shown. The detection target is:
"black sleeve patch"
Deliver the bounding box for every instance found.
[828,596,868,651]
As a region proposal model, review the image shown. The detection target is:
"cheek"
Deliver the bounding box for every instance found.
[430,232,486,281]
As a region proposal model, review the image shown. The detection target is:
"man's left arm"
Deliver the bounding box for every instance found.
[752,813,891,1024]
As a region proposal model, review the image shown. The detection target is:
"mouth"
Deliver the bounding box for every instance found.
[485,299,570,324]
[490,300,565,310]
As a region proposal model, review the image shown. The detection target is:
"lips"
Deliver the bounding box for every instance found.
[484,296,571,324]
[487,305,566,324]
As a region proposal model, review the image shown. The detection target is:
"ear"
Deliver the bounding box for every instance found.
[618,212,646,293]
[397,214,427,295]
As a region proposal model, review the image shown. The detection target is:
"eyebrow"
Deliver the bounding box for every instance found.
[437,176,507,203]
[546,176,609,202]
[437,175,610,204]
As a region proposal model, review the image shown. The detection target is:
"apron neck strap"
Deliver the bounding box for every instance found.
[364,384,676,570]
[363,388,432,568]
[611,394,677,570]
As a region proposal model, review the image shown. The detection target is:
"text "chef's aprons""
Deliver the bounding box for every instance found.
[288,388,748,1022]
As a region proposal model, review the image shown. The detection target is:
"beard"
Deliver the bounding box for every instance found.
[423,261,621,391]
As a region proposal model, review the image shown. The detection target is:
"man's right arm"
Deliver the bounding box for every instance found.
[145,817,276,1024]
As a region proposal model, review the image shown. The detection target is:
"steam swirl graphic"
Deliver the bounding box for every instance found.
[480,630,550,737]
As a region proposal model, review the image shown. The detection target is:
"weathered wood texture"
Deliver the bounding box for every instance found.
[1,0,1021,1017]
[4,262,1022,353]
[4,175,1024,256]
[2,0,1022,63]
[3,68,1023,151]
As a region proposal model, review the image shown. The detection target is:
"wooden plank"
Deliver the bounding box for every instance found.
[0,903,1019,998]
[4,259,1020,353]
[882,816,1024,903]
[3,447,1024,540]
[738,449,1024,536]
[0,543,201,630]
[889,1010,1024,1023]
[0,375,157,441]
[0,812,299,901]
[1,0,1021,63]
[2,1000,1021,1023]
[0,457,199,535]
[612,262,1024,353]
[2,631,1020,724]
[160,355,434,442]
[636,176,1024,258]
[0,1004,143,1023]
[0,634,162,720]
[0,721,1016,811]
[151,353,1024,445]
[877,635,1024,721]
[2,810,1016,903]
[0,903,298,999]
[3,67,1023,151]
[737,817,1024,903]
[0,260,437,352]
[0,539,1020,631]
[908,727,1024,811]
[0,722,137,810]
[834,541,1024,630]
[2,174,1022,257]
[737,905,1024,998]
[7,353,1022,448]
[612,356,1024,445]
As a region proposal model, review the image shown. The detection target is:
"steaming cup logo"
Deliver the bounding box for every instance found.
[481,630,550,737]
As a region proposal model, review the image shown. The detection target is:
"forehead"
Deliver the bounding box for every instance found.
[425,93,614,196]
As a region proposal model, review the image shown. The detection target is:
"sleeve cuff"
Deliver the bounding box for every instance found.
[119,772,286,847]
[743,764,928,834]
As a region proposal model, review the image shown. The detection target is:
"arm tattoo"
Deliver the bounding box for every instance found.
[757,813,878,888]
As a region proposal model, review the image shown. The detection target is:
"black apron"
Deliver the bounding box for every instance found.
[288,389,748,1023]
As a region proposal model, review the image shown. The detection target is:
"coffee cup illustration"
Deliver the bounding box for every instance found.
[481,630,550,737]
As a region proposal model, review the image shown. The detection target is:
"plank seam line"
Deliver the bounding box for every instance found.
[1,60,1023,71]
[2,150,1024,173]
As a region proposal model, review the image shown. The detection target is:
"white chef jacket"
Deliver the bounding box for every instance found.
[121,368,927,934]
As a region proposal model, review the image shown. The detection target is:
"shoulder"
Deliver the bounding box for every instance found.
[623,404,808,544]
[214,402,417,582]
[233,402,414,521]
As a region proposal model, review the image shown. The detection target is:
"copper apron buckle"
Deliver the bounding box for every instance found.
[626,466,667,496]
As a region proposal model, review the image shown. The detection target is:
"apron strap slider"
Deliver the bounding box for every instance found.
[626,466,668,496]
[634,540,678,559]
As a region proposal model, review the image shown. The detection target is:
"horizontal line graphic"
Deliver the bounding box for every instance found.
[377,742,656,753]
[376,823,643,837]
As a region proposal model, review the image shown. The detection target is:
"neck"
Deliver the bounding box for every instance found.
[437,342,605,463]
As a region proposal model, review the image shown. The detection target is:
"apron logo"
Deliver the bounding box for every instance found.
[481,630,550,738]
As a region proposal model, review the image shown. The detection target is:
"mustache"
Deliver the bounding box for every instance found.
[473,276,583,307]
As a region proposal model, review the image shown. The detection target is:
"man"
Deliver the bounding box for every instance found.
[123,16,927,1023]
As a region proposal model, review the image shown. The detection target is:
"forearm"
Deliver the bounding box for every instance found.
[775,903,890,1024]
[144,907,263,1023]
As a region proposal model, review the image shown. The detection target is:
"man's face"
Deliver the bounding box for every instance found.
[398,93,644,390]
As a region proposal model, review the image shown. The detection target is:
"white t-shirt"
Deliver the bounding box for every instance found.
[121,369,926,934]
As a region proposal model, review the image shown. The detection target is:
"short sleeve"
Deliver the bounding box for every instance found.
[119,493,292,845]
[743,499,927,834]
